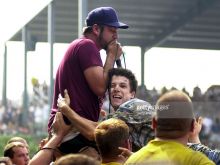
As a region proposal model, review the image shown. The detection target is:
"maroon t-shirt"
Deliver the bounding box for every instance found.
[48,38,103,131]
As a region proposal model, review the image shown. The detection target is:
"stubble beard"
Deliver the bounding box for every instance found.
[98,32,108,51]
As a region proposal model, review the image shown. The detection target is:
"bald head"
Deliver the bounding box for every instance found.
[154,90,194,139]
[156,90,194,119]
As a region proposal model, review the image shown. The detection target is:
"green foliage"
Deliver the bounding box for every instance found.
[0,134,47,158]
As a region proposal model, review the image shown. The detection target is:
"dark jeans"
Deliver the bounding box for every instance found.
[58,134,98,154]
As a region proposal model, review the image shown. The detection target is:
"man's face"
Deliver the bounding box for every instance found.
[11,146,29,165]
[110,75,135,110]
[98,26,118,50]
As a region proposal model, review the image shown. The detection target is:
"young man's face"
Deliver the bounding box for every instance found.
[110,75,135,110]
[11,146,29,165]
[98,26,118,50]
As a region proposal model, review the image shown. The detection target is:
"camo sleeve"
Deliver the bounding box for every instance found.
[188,143,220,165]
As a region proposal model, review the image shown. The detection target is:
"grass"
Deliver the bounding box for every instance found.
[0,134,47,157]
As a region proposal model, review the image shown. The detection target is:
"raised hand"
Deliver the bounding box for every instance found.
[57,89,71,117]
[107,40,123,61]
[52,112,71,138]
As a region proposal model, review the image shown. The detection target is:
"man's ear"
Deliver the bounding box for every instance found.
[152,116,157,130]
[127,139,132,151]
[92,24,100,36]
[130,91,135,99]
[190,119,195,132]
[121,139,131,151]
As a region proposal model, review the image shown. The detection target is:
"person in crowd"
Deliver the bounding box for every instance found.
[94,118,131,165]
[3,142,29,165]
[54,154,100,165]
[107,91,220,164]
[124,90,215,165]
[0,157,13,165]
[57,68,154,152]
[7,136,29,150]
[48,6,128,154]
[188,115,220,165]
[106,68,154,151]
[29,112,70,165]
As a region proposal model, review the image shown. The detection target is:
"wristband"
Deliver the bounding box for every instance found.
[36,147,56,162]
[41,147,56,151]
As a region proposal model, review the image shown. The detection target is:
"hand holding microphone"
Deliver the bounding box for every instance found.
[107,40,123,68]
[115,41,124,68]
[116,58,122,67]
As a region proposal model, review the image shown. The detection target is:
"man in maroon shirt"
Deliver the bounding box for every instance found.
[48,7,128,154]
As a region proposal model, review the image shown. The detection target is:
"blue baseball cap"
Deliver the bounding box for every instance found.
[86,7,129,29]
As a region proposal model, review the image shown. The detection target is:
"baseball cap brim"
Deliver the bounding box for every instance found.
[104,22,129,29]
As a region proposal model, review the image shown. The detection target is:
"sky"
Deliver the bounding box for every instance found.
[0,0,52,44]
[1,41,220,101]
[0,0,52,102]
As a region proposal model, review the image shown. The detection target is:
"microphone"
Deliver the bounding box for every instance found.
[116,59,122,68]
[115,41,124,68]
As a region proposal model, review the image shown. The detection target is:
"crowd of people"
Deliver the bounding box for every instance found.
[0,78,49,136]
[0,6,220,165]
[1,84,220,148]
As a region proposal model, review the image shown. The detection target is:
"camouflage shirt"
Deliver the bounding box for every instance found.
[106,98,155,151]
[188,143,220,165]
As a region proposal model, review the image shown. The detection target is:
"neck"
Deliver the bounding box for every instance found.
[83,34,101,50]
[113,107,118,112]
[155,136,188,146]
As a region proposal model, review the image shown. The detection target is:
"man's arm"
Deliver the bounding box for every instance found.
[61,105,98,141]
[188,116,220,165]
[84,40,122,96]
[188,116,203,143]
[57,90,98,141]
[188,143,220,165]
[29,112,70,165]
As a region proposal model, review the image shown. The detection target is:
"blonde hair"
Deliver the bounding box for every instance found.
[95,118,129,158]
[54,154,99,165]
[4,142,26,158]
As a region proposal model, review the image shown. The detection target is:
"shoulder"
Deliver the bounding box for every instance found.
[113,98,153,122]
[101,162,122,165]
[188,143,220,165]
[77,39,99,55]
[68,38,97,51]
[124,146,147,164]
[189,150,215,165]
[178,145,215,165]
[77,38,96,48]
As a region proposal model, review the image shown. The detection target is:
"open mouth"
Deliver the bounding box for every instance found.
[113,95,122,99]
